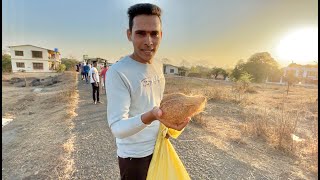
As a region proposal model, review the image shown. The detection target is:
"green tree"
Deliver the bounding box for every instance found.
[196,65,211,78]
[56,64,66,72]
[211,67,228,79]
[242,52,280,83]
[237,71,253,88]
[232,71,253,101]
[188,65,211,78]
[220,69,229,80]
[2,54,12,72]
[211,67,221,79]
[189,66,199,73]
[230,59,245,81]
[61,58,79,71]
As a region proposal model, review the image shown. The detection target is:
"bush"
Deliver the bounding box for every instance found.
[2,54,12,72]
[231,72,253,102]
[187,73,202,78]
[56,64,66,72]
[61,58,78,71]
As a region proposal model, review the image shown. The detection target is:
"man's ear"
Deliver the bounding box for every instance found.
[127,29,132,41]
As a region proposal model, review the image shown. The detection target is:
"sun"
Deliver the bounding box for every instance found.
[276,27,318,64]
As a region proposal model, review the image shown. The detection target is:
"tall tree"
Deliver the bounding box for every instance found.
[61,58,79,71]
[211,67,229,80]
[242,52,280,83]
[230,59,245,81]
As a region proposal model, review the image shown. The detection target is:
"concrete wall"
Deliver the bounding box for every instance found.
[10,45,54,72]
[164,65,178,74]
[11,59,51,72]
[284,67,318,80]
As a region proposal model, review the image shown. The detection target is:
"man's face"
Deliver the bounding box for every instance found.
[127,15,162,64]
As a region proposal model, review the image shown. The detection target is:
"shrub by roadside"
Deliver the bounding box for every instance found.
[57,64,66,73]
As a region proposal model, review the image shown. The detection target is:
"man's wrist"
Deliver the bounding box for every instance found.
[141,111,156,125]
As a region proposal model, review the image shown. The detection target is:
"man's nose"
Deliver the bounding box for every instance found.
[144,35,153,46]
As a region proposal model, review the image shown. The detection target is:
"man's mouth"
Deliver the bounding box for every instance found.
[142,49,154,55]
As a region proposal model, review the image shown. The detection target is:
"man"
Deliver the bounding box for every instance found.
[84,63,90,84]
[90,61,101,104]
[76,64,79,72]
[100,64,109,94]
[106,3,190,180]
[88,63,92,81]
[82,62,87,80]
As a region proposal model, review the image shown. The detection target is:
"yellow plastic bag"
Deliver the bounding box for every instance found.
[147,124,191,180]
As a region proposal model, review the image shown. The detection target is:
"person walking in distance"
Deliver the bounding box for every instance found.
[84,63,90,84]
[105,3,190,180]
[90,61,101,104]
[100,64,109,94]
[81,63,86,80]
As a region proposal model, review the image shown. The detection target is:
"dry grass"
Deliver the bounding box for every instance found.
[61,135,76,180]
[241,106,300,152]
[55,72,79,179]
[165,75,318,175]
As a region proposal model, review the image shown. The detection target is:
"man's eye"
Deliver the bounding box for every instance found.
[151,32,159,37]
[136,32,146,36]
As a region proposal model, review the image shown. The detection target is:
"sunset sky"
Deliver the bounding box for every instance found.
[2,0,318,68]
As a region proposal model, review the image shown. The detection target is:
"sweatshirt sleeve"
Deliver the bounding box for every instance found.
[106,68,148,139]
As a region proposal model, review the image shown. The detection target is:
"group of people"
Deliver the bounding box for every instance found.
[76,62,109,104]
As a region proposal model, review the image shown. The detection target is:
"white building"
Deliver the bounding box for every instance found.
[163,64,178,75]
[283,63,318,85]
[8,45,61,73]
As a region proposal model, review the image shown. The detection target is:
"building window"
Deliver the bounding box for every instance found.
[16,62,25,68]
[32,51,43,58]
[15,51,24,56]
[170,69,174,73]
[33,63,43,70]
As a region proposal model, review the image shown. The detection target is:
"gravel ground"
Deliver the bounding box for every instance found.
[2,72,75,180]
[173,125,273,180]
[71,79,119,179]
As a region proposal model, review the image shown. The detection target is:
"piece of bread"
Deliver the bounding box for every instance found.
[160,93,206,125]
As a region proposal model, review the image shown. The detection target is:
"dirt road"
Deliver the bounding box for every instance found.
[71,79,119,179]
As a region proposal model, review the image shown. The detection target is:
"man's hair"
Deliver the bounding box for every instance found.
[127,3,162,32]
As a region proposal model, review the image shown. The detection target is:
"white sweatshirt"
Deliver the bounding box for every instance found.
[105,56,165,158]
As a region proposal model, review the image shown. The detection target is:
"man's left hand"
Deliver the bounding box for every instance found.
[152,107,191,131]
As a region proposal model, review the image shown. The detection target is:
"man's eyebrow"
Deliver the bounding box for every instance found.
[135,30,159,33]
[135,30,146,33]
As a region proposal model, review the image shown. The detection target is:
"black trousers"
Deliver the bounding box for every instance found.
[91,82,99,102]
[118,154,153,180]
